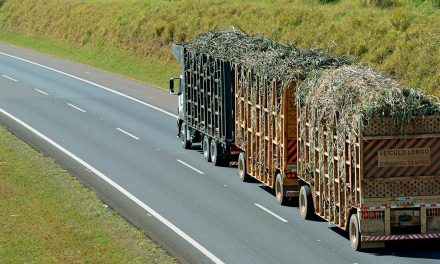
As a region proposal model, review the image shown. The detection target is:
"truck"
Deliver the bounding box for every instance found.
[296,66,440,250]
[234,65,298,205]
[170,31,440,250]
[170,44,239,166]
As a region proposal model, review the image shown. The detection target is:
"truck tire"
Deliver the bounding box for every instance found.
[275,173,286,205]
[299,185,314,220]
[210,140,221,166]
[203,136,211,162]
[180,123,192,149]
[349,213,361,251]
[238,152,249,182]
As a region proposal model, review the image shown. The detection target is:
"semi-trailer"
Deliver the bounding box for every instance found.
[234,65,299,205]
[296,65,440,250]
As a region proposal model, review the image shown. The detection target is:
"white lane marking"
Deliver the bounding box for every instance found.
[0,51,177,119]
[2,74,17,82]
[177,159,205,175]
[67,103,86,113]
[254,203,288,223]
[0,107,223,264]
[116,128,140,140]
[35,89,49,96]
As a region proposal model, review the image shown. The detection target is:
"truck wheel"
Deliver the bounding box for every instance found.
[275,173,286,205]
[299,185,314,220]
[238,152,249,182]
[180,123,192,149]
[349,213,361,251]
[210,140,221,166]
[203,136,211,162]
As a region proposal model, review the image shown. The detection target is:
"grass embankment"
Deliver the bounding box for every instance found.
[0,127,175,263]
[0,0,439,94]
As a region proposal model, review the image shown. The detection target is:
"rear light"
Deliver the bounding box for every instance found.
[427,208,440,217]
[229,145,241,155]
[361,211,384,219]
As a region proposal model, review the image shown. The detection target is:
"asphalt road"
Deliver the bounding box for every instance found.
[1,44,439,264]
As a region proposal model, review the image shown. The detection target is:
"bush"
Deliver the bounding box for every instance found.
[319,0,340,3]
[366,0,398,8]
[303,0,340,4]
[431,0,440,7]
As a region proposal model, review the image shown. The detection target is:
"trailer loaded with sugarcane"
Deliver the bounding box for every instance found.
[170,30,440,250]
[296,65,440,250]
[170,42,239,165]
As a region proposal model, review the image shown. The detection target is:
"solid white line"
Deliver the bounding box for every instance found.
[177,159,205,175]
[2,74,17,82]
[67,103,86,113]
[254,203,288,223]
[0,51,177,119]
[116,128,140,140]
[35,89,49,96]
[0,107,223,264]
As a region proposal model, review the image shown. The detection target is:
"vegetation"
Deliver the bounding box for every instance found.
[0,127,175,263]
[0,0,439,95]
[298,65,440,136]
[183,29,351,82]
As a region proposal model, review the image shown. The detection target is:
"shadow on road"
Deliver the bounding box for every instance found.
[374,240,440,259]
[329,226,440,260]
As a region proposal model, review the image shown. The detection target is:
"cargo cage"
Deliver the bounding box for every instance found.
[234,65,298,204]
[172,44,238,166]
[297,100,440,250]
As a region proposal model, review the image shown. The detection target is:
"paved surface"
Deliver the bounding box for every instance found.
[1,43,439,264]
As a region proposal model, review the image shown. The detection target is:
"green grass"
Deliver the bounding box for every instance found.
[0,127,176,263]
[1,0,438,95]
[0,29,178,90]
[0,0,438,261]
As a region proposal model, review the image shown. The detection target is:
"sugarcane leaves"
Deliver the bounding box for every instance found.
[182,29,351,84]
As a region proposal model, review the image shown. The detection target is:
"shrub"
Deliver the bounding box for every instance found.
[303,0,340,4]
[319,0,340,3]
[366,0,398,8]
[431,0,440,7]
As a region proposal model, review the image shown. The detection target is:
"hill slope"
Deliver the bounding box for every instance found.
[0,0,438,92]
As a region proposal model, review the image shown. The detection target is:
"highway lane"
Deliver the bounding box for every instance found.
[1,44,439,264]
